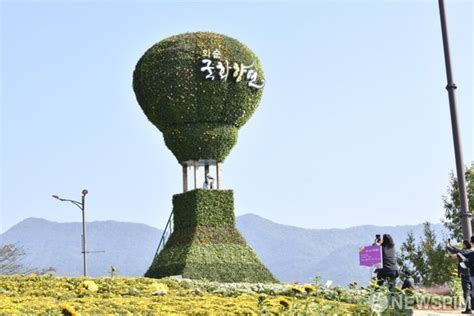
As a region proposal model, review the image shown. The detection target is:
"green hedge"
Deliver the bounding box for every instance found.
[163,124,238,162]
[147,244,277,283]
[167,226,245,245]
[133,32,264,163]
[172,189,235,229]
[145,190,277,283]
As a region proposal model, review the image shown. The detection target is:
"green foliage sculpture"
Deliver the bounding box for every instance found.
[146,190,276,282]
[133,32,276,283]
[133,32,265,163]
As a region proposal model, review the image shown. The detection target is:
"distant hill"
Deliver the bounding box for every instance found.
[0,215,447,285]
[0,218,162,277]
[236,214,447,285]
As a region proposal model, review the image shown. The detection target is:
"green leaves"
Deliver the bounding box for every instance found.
[397,223,455,286]
[163,124,238,162]
[133,32,265,163]
[442,166,474,240]
[172,189,235,228]
[145,190,277,283]
[397,166,474,288]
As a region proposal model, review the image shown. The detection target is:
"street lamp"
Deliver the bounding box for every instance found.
[52,189,89,276]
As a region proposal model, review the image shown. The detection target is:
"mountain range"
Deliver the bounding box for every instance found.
[0,214,447,285]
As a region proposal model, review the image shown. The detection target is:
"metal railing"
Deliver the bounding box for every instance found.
[152,211,174,260]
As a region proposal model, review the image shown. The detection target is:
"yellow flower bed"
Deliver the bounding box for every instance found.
[0,275,368,315]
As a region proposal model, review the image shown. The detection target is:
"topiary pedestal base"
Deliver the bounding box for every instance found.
[145,189,277,283]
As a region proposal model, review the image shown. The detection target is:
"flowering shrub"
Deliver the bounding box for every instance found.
[0,275,461,314]
[0,275,368,314]
[448,267,463,305]
[78,280,98,292]
[303,284,317,293]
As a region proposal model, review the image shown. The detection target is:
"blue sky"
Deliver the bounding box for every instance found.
[1,1,472,233]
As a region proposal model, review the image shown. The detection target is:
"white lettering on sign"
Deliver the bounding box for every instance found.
[199,49,265,89]
[200,59,215,80]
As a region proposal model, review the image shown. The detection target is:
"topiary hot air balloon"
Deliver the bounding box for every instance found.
[134,32,276,283]
[133,32,265,163]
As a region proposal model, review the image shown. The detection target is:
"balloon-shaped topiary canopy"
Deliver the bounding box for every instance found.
[133,32,265,163]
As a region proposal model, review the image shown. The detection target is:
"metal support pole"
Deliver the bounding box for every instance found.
[204,164,210,179]
[81,192,87,277]
[438,0,472,240]
[182,164,188,192]
[193,161,198,189]
[216,162,221,189]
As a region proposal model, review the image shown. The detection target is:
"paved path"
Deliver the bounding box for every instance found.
[414,311,465,315]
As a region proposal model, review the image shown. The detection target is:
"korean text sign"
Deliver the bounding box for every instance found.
[359,245,383,267]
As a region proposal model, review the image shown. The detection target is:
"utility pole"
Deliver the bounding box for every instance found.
[438,0,471,240]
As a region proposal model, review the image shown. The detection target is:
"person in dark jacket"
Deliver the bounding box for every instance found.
[470,236,474,305]
[447,239,473,314]
[375,234,399,290]
[401,272,415,290]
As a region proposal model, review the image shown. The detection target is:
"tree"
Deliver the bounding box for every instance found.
[0,244,29,274]
[397,166,473,287]
[398,232,422,283]
[442,166,474,240]
[397,223,455,286]
[0,244,55,275]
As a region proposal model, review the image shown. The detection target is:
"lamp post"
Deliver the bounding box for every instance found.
[52,189,89,276]
[438,0,472,240]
